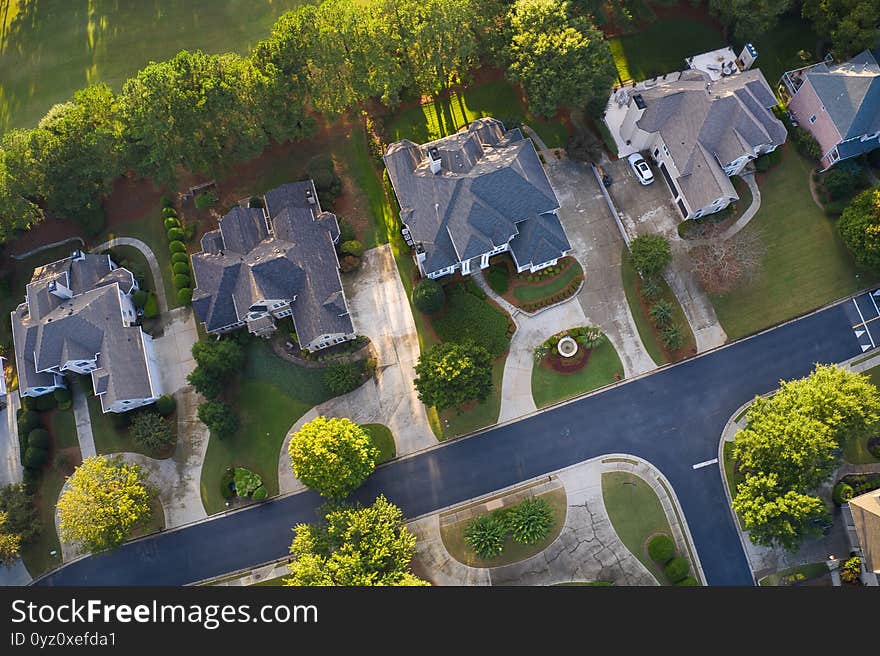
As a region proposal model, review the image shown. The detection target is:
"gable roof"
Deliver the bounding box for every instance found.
[384,118,569,275]
[805,50,880,139]
[191,181,353,346]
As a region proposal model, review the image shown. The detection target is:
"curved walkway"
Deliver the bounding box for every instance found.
[91,237,168,313]
[11,236,84,260]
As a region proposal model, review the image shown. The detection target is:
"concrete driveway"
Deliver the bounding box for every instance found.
[0,391,22,486]
[545,158,655,376]
[605,158,727,352]
[151,307,198,395]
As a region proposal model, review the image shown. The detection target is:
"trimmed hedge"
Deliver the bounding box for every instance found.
[172,262,190,275]
[220,468,235,500]
[177,288,193,305]
[154,395,177,417]
[53,387,72,409]
[520,276,583,313]
[163,216,181,230]
[132,289,149,308]
[833,481,855,505]
[171,252,190,265]
[17,410,41,436]
[675,576,699,586]
[169,240,186,254]
[162,206,178,218]
[167,227,185,242]
[23,447,48,469]
[173,274,191,289]
[143,293,159,319]
[647,535,675,564]
[28,429,50,449]
[252,486,268,501]
[664,557,690,583]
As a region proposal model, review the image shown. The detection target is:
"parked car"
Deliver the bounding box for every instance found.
[627,153,654,185]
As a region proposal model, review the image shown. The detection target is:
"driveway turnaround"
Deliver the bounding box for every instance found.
[36,299,863,586]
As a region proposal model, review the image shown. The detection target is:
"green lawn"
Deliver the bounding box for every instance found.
[620,247,696,365]
[84,383,176,459]
[512,261,584,303]
[607,17,725,84]
[441,359,505,440]
[531,339,623,408]
[758,562,830,586]
[747,15,821,96]
[601,471,686,585]
[361,423,395,464]
[19,407,80,578]
[384,79,569,149]
[439,487,567,568]
[710,146,877,340]
[200,340,332,514]
[0,0,312,133]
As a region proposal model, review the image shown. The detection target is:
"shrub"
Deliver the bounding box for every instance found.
[143,293,160,318]
[675,576,700,586]
[412,278,445,314]
[338,217,356,243]
[252,486,268,501]
[197,401,239,440]
[194,191,218,210]
[17,410,41,436]
[171,252,190,265]
[662,324,684,351]
[641,277,662,301]
[154,395,176,417]
[183,223,198,242]
[173,274,191,289]
[161,206,177,218]
[111,411,131,429]
[53,387,72,410]
[220,468,235,500]
[506,497,554,544]
[664,556,690,583]
[630,235,672,278]
[168,240,186,254]
[249,196,264,209]
[833,482,854,505]
[307,155,341,199]
[841,556,861,584]
[32,394,58,411]
[23,447,48,469]
[161,196,175,209]
[754,148,782,173]
[167,227,185,242]
[132,289,149,309]
[163,216,180,230]
[340,240,364,257]
[233,467,263,497]
[339,255,361,273]
[130,411,175,451]
[580,326,605,349]
[27,429,50,449]
[823,167,860,202]
[172,262,190,275]
[464,514,506,559]
[649,301,673,327]
[177,288,193,305]
[324,362,361,396]
[486,266,510,294]
[647,535,675,564]
[869,437,880,459]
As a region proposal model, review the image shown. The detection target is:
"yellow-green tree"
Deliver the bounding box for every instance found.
[57,456,152,553]
[289,416,378,499]
[0,511,22,565]
[285,495,429,586]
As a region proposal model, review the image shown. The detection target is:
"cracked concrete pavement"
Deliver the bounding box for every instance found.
[410,455,701,585]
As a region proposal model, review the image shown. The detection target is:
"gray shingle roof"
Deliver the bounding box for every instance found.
[191,181,353,346]
[636,68,785,211]
[806,50,880,139]
[384,118,568,275]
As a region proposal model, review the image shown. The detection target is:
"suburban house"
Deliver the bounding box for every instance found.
[190,180,355,351]
[604,46,787,221]
[383,117,571,280]
[11,251,162,413]
[780,49,880,170]
[846,490,880,586]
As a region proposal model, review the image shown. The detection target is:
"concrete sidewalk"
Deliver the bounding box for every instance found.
[71,383,97,459]
[0,391,23,486]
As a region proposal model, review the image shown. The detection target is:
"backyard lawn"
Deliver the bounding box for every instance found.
[361,423,395,464]
[0,0,309,132]
[747,15,822,96]
[710,146,877,340]
[200,340,333,514]
[601,471,686,585]
[531,339,623,408]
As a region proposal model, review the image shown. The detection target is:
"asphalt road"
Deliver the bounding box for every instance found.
[36,299,863,586]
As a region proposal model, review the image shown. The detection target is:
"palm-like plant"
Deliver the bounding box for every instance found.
[650,301,673,327]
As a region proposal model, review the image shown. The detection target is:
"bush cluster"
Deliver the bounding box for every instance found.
[161,203,191,304]
[647,535,675,564]
[648,533,698,585]
[324,361,363,396]
[412,278,445,315]
[463,496,556,560]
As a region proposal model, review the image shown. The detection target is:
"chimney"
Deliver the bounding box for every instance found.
[305,188,316,205]
[47,279,73,300]
[427,146,442,175]
[737,43,758,71]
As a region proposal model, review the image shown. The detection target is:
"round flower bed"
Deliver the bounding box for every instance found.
[557,336,578,358]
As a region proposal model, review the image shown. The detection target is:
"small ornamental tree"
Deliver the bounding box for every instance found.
[648,535,675,564]
[57,456,152,552]
[413,341,493,411]
[129,411,175,451]
[629,234,672,279]
[412,278,445,314]
[0,511,22,565]
[288,416,378,499]
[340,240,364,257]
[324,362,361,396]
[839,188,880,270]
[197,401,239,440]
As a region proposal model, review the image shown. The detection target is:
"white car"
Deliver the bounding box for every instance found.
[627,153,654,186]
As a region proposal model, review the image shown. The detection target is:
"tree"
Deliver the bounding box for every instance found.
[187,367,222,400]
[839,188,880,269]
[0,484,40,546]
[197,401,239,440]
[504,0,615,117]
[413,341,493,411]
[187,338,245,399]
[689,225,765,294]
[324,362,362,396]
[285,495,428,586]
[629,234,672,279]
[0,147,43,244]
[803,0,880,58]
[823,167,859,201]
[412,278,445,314]
[709,0,792,41]
[0,511,22,565]
[129,411,175,451]
[57,456,152,552]
[732,473,829,550]
[288,416,379,498]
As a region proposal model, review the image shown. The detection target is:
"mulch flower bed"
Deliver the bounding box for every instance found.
[486,255,584,312]
[543,345,592,373]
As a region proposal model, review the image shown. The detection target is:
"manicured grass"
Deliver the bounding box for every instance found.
[431,283,512,358]
[439,487,567,568]
[601,471,681,585]
[607,17,725,84]
[130,495,165,540]
[620,247,696,365]
[85,385,176,459]
[531,339,623,408]
[710,146,877,340]
[200,340,332,515]
[440,359,505,440]
[361,423,396,464]
[384,79,569,148]
[337,123,384,249]
[512,261,584,303]
[0,0,310,132]
[747,16,821,97]
[19,407,80,578]
[758,562,830,586]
